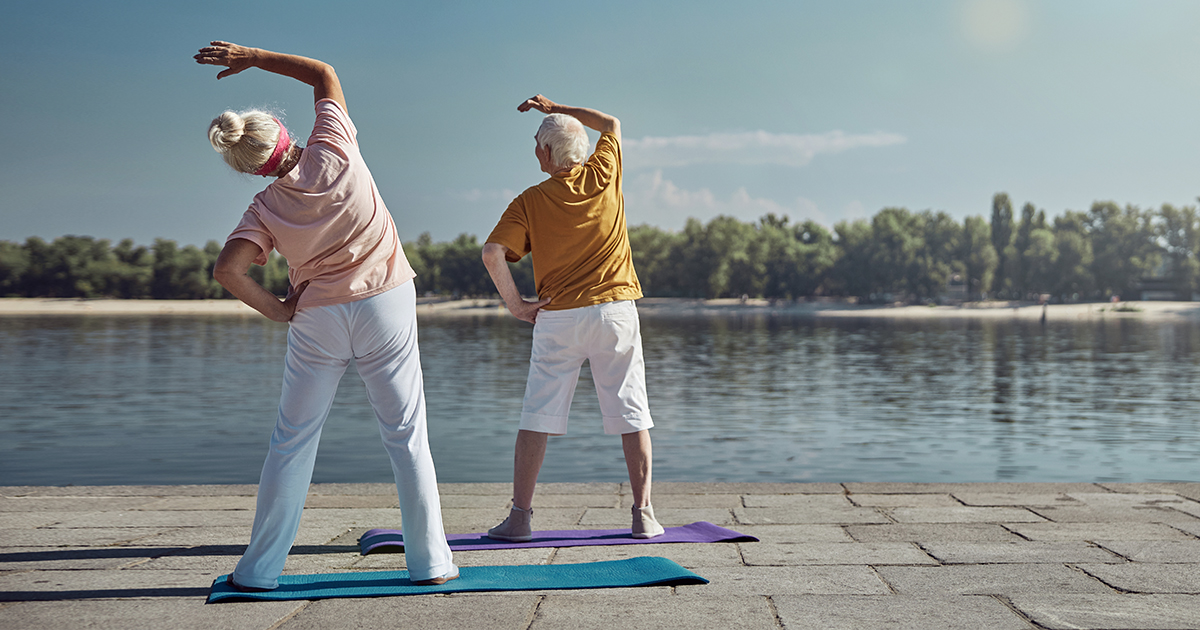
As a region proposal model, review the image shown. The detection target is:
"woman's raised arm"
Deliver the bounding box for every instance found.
[195,41,347,112]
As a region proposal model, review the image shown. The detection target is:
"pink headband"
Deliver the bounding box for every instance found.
[253,118,291,176]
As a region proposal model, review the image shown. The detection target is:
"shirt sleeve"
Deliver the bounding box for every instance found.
[307,98,357,149]
[226,207,274,266]
[486,195,532,263]
[588,132,621,177]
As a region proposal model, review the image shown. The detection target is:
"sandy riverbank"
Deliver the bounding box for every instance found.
[2,296,1198,321]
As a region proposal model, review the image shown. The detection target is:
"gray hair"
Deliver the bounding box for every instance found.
[536,114,589,170]
[207,110,287,174]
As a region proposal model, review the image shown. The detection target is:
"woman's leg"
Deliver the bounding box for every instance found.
[232,306,351,590]
[350,282,455,581]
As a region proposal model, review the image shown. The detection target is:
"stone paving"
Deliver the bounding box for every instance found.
[1,482,1199,629]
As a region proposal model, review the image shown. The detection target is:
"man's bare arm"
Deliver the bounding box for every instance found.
[482,243,551,324]
[518,95,620,143]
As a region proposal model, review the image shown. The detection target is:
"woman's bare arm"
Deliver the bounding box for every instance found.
[195,41,347,112]
[213,238,308,322]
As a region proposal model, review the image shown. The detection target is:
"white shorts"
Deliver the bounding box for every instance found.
[520,300,653,435]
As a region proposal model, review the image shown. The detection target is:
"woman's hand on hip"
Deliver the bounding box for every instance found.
[279,281,311,321]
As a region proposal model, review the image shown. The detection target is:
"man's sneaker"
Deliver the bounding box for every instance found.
[413,564,460,586]
[632,505,665,539]
[487,504,533,542]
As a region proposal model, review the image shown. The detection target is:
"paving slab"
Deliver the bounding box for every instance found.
[846,494,962,508]
[0,485,260,497]
[741,542,936,566]
[0,599,305,630]
[0,527,171,547]
[1032,505,1200,525]
[1077,563,1200,594]
[674,565,891,596]
[772,595,1035,630]
[0,569,220,601]
[845,482,1105,494]
[919,541,1123,564]
[640,482,844,494]
[4,481,1198,629]
[0,497,159,512]
[279,593,538,630]
[1007,522,1195,541]
[887,507,1045,524]
[741,494,853,508]
[1007,594,1200,629]
[952,492,1081,507]
[551,541,745,568]
[845,523,1025,543]
[439,507,585,533]
[0,547,153,572]
[874,564,1114,596]
[1095,540,1200,563]
[732,524,854,543]
[619,493,742,508]
[735,506,889,525]
[533,591,780,630]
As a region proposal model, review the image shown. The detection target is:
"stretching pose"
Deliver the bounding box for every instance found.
[483,95,664,541]
[195,41,456,590]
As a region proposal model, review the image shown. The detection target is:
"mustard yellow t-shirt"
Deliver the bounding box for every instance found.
[486,132,642,311]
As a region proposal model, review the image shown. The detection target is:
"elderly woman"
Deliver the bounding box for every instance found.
[195,41,456,590]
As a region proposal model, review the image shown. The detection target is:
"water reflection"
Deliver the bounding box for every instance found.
[1,312,1197,485]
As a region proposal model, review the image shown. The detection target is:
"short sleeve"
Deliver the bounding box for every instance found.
[307,98,357,149]
[588,132,620,176]
[226,208,274,266]
[486,195,532,262]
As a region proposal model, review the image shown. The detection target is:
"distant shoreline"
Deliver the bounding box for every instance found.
[2,296,1198,321]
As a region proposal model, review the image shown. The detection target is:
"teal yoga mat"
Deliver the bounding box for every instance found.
[207,556,707,603]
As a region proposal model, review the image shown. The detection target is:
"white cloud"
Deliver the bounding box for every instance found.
[623,130,906,170]
[625,170,829,229]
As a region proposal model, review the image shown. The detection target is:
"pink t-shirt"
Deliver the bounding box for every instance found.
[227,99,414,309]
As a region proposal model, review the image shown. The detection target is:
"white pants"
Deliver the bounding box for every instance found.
[232,281,454,588]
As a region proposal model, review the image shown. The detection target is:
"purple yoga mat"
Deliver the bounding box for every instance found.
[359,521,757,555]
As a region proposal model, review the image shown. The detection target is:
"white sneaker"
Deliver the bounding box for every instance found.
[632,505,665,539]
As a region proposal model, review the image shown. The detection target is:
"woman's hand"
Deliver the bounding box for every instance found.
[279,281,310,321]
[195,41,257,80]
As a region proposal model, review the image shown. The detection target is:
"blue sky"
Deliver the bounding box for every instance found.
[2,0,1199,246]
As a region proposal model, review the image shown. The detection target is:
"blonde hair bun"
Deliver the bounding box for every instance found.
[206,109,284,174]
[208,111,246,154]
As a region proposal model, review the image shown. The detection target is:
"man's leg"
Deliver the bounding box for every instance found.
[513,429,549,510]
[621,429,653,508]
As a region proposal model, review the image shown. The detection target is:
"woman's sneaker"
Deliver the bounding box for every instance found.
[413,564,459,586]
[487,504,533,542]
[632,505,665,539]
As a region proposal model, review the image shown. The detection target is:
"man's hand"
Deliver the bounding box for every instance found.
[518,95,557,114]
[194,41,257,79]
[507,296,552,324]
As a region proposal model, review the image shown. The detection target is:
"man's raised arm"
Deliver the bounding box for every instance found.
[518,95,620,142]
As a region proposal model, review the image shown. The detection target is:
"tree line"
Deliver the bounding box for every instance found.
[2,193,1196,302]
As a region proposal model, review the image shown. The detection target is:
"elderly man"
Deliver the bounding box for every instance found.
[482,95,664,541]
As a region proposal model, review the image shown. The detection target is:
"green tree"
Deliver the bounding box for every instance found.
[960,216,997,298]
[990,193,1015,296]
[1051,211,1094,298]
[1156,203,1200,300]
[1086,202,1159,299]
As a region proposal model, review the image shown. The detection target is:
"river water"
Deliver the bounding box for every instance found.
[1,311,1198,485]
